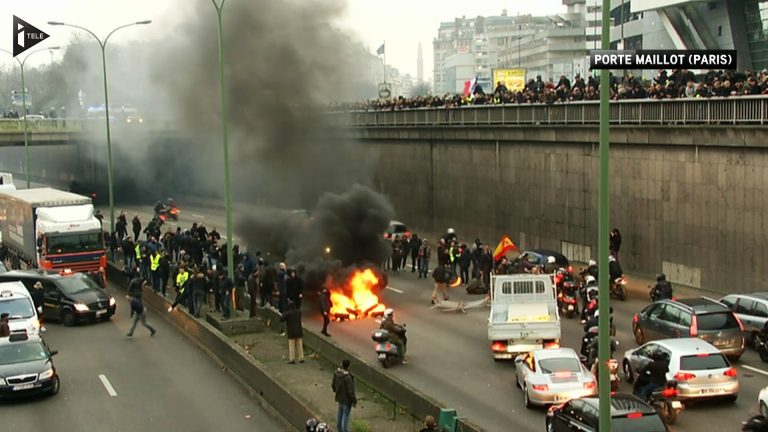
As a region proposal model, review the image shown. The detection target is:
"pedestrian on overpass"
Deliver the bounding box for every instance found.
[126,294,156,338]
[332,359,357,432]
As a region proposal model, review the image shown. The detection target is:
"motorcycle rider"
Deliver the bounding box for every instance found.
[743,415,768,432]
[608,255,623,285]
[633,350,670,401]
[544,256,558,275]
[380,308,407,364]
[650,273,674,302]
[154,200,166,216]
[580,259,599,281]
[584,325,619,368]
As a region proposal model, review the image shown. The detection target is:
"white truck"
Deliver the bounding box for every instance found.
[487,274,562,360]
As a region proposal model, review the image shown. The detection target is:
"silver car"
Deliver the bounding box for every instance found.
[719,293,768,343]
[514,348,597,408]
[622,338,739,402]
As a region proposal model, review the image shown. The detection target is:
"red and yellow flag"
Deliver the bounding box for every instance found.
[493,235,519,261]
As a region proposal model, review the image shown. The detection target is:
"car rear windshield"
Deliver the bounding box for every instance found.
[539,358,581,374]
[680,353,729,370]
[697,312,740,330]
[613,414,666,431]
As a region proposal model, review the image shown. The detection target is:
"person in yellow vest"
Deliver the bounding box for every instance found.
[150,250,162,293]
[169,265,190,312]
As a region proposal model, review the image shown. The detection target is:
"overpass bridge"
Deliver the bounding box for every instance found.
[2,97,768,293]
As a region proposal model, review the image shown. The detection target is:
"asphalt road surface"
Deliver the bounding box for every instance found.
[107,201,768,432]
[0,282,286,432]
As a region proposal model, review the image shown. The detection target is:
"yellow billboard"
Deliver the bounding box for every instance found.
[492,69,526,92]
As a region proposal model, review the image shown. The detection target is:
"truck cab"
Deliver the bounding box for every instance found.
[488,274,561,360]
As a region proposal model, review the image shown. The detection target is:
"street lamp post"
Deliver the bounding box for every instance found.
[48,20,152,234]
[0,47,61,189]
[210,0,235,282]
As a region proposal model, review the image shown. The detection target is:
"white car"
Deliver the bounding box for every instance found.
[0,282,41,336]
[622,338,738,402]
[384,220,409,241]
[759,386,768,416]
[514,347,597,408]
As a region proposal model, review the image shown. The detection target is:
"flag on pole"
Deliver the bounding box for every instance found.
[376,43,385,55]
[463,76,478,97]
[493,235,519,261]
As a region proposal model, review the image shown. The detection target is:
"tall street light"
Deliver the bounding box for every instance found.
[211,0,235,282]
[597,0,612,430]
[0,46,61,188]
[48,20,152,234]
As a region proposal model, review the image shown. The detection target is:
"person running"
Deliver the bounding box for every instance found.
[126,294,156,338]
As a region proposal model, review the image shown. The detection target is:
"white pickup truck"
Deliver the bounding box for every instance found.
[487,274,561,360]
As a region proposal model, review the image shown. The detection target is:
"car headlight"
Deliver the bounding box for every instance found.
[74,303,89,312]
[39,368,54,380]
[28,320,40,334]
[109,297,116,307]
[0,378,5,386]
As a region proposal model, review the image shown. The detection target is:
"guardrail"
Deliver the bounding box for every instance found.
[0,118,87,133]
[333,95,768,127]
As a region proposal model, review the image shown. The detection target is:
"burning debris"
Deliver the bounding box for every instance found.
[327,268,386,321]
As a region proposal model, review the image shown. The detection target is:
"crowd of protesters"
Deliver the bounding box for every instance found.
[333,68,768,112]
[109,211,303,322]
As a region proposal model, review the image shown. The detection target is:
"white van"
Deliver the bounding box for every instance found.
[0,281,40,336]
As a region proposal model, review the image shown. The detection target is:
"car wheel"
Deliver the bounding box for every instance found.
[524,385,534,409]
[62,310,75,327]
[760,346,768,363]
[623,360,634,384]
[761,401,768,417]
[724,394,738,403]
[48,376,60,396]
[634,326,646,345]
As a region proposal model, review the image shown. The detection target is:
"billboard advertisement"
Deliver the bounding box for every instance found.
[492,68,526,92]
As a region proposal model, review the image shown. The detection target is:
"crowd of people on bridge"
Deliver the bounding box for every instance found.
[333,68,768,112]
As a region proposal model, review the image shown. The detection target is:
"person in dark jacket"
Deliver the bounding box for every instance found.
[126,294,156,338]
[332,359,357,432]
[280,301,304,364]
[479,245,494,289]
[458,244,472,285]
[218,271,234,319]
[131,215,142,242]
[391,236,402,273]
[286,269,303,310]
[409,234,420,273]
[431,264,450,303]
[400,236,411,271]
[122,236,135,273]
[247,267,261,318]
[159,251,170,296]
[471,240,482,279]
[320,287,332,337]
[650,273,674,301]
[261,264,277,308]
[417,239,431,279]
[609,227,622,260]
[188,267,208,317]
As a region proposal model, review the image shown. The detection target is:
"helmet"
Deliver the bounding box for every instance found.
[547,256,556,264]
[588,259,596,266]
[743,415,768,432]
[585,276,596,284]
[316,423,329,432]
[656,273,666,282]
[609,255,616,262]
[384,308,394,319]
[651,350,668,362]
[306,418,319,432]
[447,228,455,235]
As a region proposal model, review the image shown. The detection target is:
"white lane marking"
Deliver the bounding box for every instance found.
[98,374,118,397]
[385,286,404,294]
[742,364,768,377]
[191,214,205,219]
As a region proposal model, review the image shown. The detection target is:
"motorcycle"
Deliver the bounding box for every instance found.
[371,325,407,368]
[647,381,684,425]
[557,289,579,319]
[155,199,180,222]
[609,276,628,301]
[586,357,620,392]
[754,329,768,363]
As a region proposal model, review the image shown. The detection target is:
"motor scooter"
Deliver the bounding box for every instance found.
[647,381,684,425]
[609,276,627,301]
[557,283,579,319]
[371,325,407,368]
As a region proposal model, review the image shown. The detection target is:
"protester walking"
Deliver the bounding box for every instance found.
[126,294,156,338]
[280,301,304,364]
[431,264,450,304]
[131,214,142,241]
[320,287,332,337]
[417,239,430,279]
[332,359,357,432]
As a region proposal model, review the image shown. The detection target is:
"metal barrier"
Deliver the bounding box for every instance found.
[0,118,86,133]
[335,96,768,127]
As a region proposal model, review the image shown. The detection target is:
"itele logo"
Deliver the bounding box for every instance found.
[13,15,49,57]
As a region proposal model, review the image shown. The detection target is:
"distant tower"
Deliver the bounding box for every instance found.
[417,43,424,83]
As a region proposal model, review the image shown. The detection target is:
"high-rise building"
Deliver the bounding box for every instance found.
[417,43,424,83]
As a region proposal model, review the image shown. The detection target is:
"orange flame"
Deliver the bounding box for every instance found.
[450,276,462,288]
[329,268,386,321]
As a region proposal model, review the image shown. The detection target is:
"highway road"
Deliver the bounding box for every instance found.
[0,282,286,432]
[109,201,768,432]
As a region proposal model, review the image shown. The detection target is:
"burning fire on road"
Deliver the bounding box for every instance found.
[328,268,387,321]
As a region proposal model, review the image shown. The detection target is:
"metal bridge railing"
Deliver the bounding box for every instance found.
[336,96,768,127]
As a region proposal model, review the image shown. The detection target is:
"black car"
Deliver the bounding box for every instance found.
[546,394,668,432]
[0,269,116,326]
[0,333,60,398]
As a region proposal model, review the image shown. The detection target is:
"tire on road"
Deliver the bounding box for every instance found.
[62,310,76,327]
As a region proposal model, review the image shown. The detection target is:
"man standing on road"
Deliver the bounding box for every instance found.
[332,359,357,432]
[150,249,162,293]
[126,294,156,338]
[280,300,304,364]
[431,264,450,304]
[320,287,332,337]
[218,270,234,320]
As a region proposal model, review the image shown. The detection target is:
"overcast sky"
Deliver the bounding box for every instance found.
[3,0,567,80]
